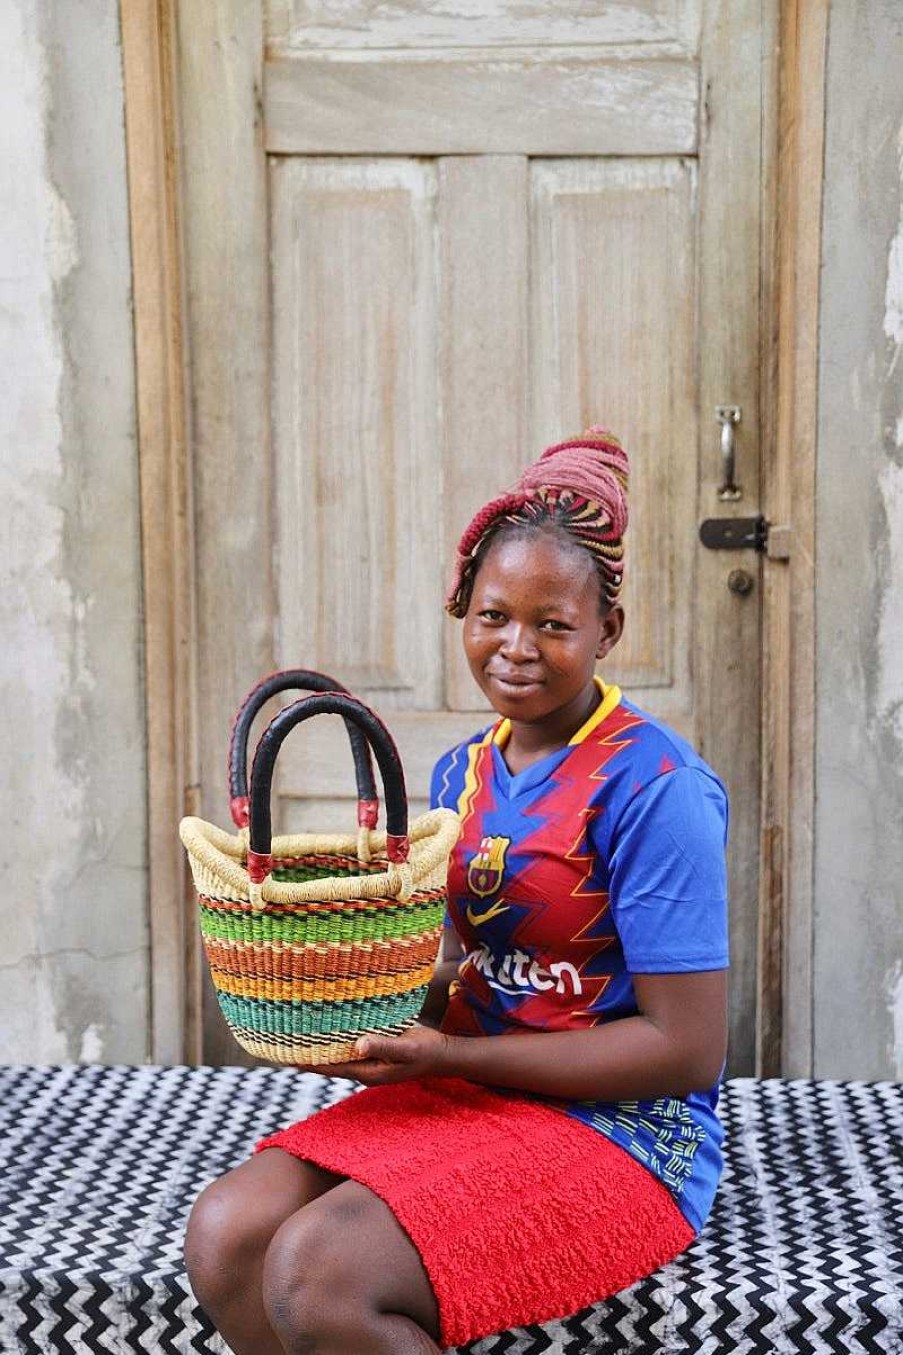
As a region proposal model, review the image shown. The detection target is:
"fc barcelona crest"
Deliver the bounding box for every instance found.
[467,835,510,897]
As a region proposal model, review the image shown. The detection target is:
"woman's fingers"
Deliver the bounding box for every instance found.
[292,1027,449,1084]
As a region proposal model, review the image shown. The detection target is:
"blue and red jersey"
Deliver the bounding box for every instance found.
[430,680,729,1232]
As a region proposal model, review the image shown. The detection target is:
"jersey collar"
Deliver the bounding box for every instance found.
[492,676,622,750]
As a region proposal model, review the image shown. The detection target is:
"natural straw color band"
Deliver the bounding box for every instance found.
[180,809,458,909]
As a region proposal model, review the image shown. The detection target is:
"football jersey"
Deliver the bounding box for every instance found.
[430,679,729,1233]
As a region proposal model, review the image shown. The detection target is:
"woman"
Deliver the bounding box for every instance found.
[185,428,729,1354]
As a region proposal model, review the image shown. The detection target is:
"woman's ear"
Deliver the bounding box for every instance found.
[596,604,624,660]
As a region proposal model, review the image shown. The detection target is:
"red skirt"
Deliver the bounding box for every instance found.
[256,1076,695,1347]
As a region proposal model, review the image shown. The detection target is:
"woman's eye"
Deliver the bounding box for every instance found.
[541,619,570,632]
[479,610,505,623]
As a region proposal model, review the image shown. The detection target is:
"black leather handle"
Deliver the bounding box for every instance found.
[247,694,410,883]
[228,669,378,829]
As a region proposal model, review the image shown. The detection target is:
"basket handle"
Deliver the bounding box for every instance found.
[228,669,378,831]
[247,692,410,891]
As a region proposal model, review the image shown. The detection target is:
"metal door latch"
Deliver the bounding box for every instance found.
[699,515,792,560]
[699,515,767,551]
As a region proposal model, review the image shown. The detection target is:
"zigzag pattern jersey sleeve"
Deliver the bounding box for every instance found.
[431,730,494,935]
[430,732,493,812]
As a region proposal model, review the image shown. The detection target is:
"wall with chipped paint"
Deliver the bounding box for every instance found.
[815,0,903,1079]
[0,2,148,1062]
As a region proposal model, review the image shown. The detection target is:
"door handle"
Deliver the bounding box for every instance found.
[715,405,742,501]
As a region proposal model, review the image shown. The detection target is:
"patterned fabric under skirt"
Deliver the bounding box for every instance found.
[0,1066,901,1353]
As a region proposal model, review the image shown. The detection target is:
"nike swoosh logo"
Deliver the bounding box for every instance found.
[465,900,510,927]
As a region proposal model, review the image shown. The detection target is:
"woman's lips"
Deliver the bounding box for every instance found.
[487,672,542,691]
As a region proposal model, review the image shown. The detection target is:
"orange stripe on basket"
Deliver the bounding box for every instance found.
[208,960,436,1004]
[203,931,442,981]
[275,853,386,871]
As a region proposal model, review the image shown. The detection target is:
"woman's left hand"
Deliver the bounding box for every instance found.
[300,1024,451,1086]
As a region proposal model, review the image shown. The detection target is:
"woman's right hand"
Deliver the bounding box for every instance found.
[292,1023,450,1084]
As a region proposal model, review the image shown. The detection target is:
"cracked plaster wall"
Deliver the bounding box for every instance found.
[815,0,903,1078]
[0,2,148,1062]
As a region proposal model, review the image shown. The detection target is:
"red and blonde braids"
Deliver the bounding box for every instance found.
[445,427,629,617]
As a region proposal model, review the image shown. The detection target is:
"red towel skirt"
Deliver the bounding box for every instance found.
[256,1076,695,1346]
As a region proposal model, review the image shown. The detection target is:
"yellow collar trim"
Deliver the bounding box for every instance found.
[492,676,621,751]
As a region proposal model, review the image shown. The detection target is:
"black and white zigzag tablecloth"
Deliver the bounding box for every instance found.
[0,1067,901,1354]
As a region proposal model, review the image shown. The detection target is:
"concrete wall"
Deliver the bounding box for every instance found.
[815,0,903,1079]
[0,2,148,1063]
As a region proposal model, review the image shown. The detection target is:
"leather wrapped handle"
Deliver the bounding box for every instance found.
[228,669,378,830]
[248,693,410,883]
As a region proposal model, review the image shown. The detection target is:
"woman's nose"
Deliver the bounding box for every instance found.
[499,623,539,660]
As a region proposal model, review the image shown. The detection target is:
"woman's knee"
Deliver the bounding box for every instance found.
[184,1173,256,1309]
[262,1192,371,1345]
[184,1150,317,1312]
[262,1185,440,1348]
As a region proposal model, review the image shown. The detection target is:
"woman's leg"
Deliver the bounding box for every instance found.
[262,1178,442,1355]
[184,1147,344,1355]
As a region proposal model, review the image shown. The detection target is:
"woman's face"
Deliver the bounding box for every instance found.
[463,529,623,734]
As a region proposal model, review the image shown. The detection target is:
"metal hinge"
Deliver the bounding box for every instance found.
[699,515,792,560]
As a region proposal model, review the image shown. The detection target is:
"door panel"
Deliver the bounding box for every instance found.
[272,158,441,709]
[274,155,699,815]
[264,55,698,156]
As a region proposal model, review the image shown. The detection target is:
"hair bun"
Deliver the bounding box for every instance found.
[517,427,629,539]
[445,425,630,617]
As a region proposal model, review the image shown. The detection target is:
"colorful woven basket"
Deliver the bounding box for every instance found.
[180,691,460,1065]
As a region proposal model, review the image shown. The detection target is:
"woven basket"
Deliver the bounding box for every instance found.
[180,691,460,1065]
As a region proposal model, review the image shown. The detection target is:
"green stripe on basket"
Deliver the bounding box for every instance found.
[271,862,384,883]
[215,986,429,1038]
[199,897,445,947]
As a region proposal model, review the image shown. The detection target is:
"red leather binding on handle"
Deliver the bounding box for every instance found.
[386,833,410,864]
[247,850,273,884]
[358,799,379,830]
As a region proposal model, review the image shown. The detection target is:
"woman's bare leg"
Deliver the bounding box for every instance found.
[184,1147,344,1355]
[262,1179,442,1355]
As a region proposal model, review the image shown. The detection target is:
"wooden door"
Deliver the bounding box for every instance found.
[176,0,776,1071]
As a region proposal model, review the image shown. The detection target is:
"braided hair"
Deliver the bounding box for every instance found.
[446,427,629,618]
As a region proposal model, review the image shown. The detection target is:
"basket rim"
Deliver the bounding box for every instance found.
[180,807,460,908]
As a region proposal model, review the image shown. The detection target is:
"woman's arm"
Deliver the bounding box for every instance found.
[440,970,728,1098]
[342,968,728,1099]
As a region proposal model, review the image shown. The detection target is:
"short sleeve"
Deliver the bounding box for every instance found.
[430,748,457,810]
[429,747,465,935]
[604,766,729,973]
[429,731,493,811]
